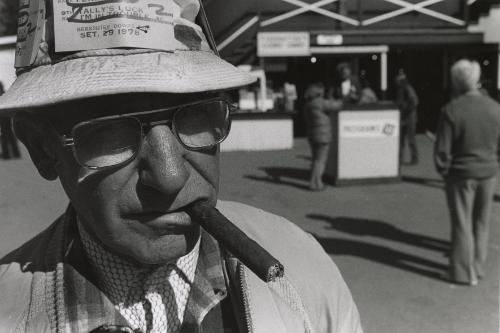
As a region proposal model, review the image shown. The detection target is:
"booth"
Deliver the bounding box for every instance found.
[325,102,400,185]
[220,65,297,152]
[221,111,294,152]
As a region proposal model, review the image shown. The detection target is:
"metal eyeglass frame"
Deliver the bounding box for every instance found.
[60,97,236,170]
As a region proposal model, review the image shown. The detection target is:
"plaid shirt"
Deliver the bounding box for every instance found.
[55,206,229,332]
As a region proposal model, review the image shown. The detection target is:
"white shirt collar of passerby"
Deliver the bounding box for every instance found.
[342,79,352,96]
[77,219,200,333]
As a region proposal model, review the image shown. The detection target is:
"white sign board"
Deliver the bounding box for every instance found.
[0,48,16,89]
[333,110,400,180]
[53,0,175,52]
[316,34,343,45]
[257,32,310,57]
[340,119,399,138]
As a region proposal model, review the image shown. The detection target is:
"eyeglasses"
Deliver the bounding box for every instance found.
[61,98,235,170]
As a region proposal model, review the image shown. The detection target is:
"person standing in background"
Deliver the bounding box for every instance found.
[331,62,361,105]
[304,82,343,191]
[358,77,378,105]
[395,69,419,165]
[434,59,500,286]
[0,82,20,159]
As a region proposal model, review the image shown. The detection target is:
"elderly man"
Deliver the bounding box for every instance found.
[434,59,500,286]
[0,0,362,332]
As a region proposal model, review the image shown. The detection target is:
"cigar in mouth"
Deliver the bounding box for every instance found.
[186,201,284,283]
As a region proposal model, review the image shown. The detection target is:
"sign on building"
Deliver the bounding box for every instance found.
[257,32,310,57]
[316,34,343,45]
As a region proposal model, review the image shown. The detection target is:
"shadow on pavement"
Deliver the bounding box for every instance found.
[402,175,444,189]
[312,235,447,281]
[244,167,311,191]
[494,194,500,202]
[307,214,449,253]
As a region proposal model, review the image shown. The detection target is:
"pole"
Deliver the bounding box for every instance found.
[381,51,388,100]
[497,50,500,100]
[463,0,469,26]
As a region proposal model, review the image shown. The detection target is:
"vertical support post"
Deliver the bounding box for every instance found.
[357,0,362,28]
[353,57,360,81]
[463,0,469,26]
[381,51,388,100]
[259,57,268,111]
[442,49,449,91]
[497,50,500,99]
[260,74,268,111]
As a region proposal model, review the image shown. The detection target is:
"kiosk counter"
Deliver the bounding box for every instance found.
[325,102,401,185]
[221,111,295,152]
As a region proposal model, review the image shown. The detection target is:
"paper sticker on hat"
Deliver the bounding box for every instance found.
[53,0,175,52]
[15,0,45,67]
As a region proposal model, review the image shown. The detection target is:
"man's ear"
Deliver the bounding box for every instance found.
[13,113,59,180]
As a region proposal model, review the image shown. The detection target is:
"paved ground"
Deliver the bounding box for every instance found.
[1,135,499,333]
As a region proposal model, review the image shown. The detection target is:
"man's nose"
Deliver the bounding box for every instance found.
[137,125,189,194]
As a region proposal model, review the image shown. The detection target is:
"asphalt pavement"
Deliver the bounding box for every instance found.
[1,135,499,333]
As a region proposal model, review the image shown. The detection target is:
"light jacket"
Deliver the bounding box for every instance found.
[0,201,363,333]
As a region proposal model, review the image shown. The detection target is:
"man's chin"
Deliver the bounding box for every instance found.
[118,231,200,266]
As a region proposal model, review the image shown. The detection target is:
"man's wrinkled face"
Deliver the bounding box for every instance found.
[42,94,220,265]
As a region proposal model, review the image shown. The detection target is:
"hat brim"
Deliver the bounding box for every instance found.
[0,51,255,115]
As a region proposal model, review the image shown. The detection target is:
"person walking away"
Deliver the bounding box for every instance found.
[434,59,500,286]
[304,82,343,191]
[395,70,419,165]
[0,82,20,159]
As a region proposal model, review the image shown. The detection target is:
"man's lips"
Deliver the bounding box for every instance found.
[125,210,195,233]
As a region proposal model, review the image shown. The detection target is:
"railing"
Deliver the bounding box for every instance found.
[203,0,495,64]
[257,0,471,29]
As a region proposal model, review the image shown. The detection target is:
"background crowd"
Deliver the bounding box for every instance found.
[301,59,500,287]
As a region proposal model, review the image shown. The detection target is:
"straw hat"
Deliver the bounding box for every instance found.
[0,0,254,115]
